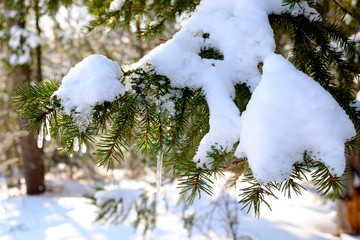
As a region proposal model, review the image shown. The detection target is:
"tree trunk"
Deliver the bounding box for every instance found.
[336,149,360,235]
[7,0,46,195]
[19,121,46,194]
[9,66,46,195]
[8,66,46,195]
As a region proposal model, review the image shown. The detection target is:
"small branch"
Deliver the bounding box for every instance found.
[172,130,198,168]
[224,159,248,172]
[227,167,249,183]
[35,108,55,122]
[171,89,189,146]
[193,171,201,191]
[148,0,183,36]
[99,105,109,125]
[332,0,360,25]
[142,108,151,146]
[107,115,129,157]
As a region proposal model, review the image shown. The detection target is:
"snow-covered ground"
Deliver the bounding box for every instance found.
[0,175,359,240]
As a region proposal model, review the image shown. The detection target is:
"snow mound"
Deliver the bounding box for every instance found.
[94,188,143,209]
[132,0,278,168]
[131,0,324,168]
[54,54,125,130]
[236,54,356,183]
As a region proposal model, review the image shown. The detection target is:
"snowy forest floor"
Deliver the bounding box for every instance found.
[0,169,360,240]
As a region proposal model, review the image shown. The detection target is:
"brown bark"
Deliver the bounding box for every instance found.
[19,121,46,194]
[336,149,360,235]
[7,1,46,194]
[9,66,46,195]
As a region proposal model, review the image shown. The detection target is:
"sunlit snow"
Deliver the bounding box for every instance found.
[54,54,125,131]
[0,175,359,240]
[54,0,355,183]
[236,54,356,183]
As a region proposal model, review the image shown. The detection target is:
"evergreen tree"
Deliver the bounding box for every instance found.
[0,0,77,194]
[1,0,46,195]
[13,0,360,221]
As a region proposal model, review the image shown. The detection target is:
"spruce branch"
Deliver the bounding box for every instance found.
[168,87,192,147]
[94,96,137,170]
[12,79,60,134]
[166,102,209,172]
[11,1,360,219]
[239,173,279,218]
[86,190,156,236]
[332,0,360,25]
[225,159,249,184]
[311,161,349,199]
[178,146,227,205]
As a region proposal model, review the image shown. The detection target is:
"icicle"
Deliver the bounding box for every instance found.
[80,142,87,153]
[73,137,79,152]
[156,151,163,203]
[37,123,44,148]
[45,118,51,141]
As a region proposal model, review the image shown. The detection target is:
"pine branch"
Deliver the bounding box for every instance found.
[239,174,278,218]
[168,87,192,147]
[311,161,349,199]
[225,158,249,185]
[12,79,60,134]
[332,0,360,25]
[95,98,137,170]
[166,101,209,172]
[86,0,200,38]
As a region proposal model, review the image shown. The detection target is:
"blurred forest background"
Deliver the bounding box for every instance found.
[0,0,360,239]
[0,0,171,194]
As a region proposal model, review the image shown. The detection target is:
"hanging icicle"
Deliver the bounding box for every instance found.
[81,142,87,153]
[156,151,163,203]
[37,123,44,148]
[45,117,51,141]
[73,137,79,152]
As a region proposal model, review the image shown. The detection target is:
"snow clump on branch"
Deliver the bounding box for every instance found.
[236,54,355,183]
[53,54,125,132]
[132,0,355,182]
[109,0,124,12]
[55,0,356,183]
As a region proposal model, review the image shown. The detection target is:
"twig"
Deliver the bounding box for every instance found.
[332,0,360,25]
[332,0,360,42]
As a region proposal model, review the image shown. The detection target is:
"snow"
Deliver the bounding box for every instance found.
[0,176,355,240]
[109,0,124,12]
[132,0,278,168]
[53,54,125,131]
[129,0,353,178]
[352,91,360,111]
[53,0,354,183]
[9,26,42,50]
[94,188,143,209]
[354,173,360,188]
[287,1,321,21]
[236,54,356,183]
[355,32,360,43]
[8,25,42,66]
